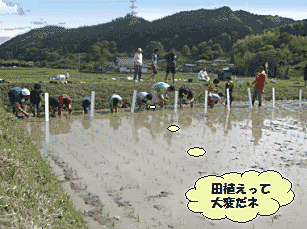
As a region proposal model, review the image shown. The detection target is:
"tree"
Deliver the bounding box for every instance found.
[47,51,59,62]
[197,42,207,57]
[109,41,117,52]
[214,33,232,52]
[181,45,191,57]
[97,41,110,50]
[144,41,165,59]
[88,44,101,61]
[191,45,198,60]
[212,44,224,59]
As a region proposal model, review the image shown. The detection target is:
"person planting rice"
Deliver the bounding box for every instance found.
[7,87,30,118]
[207,78,220,93]
[49,96,60,117]
[249,66,266,107]
[110,93,122,113]
[225,76,234,106]
[179,86,195,108]
[136,92,153,111]
[81,96,91,114]
[58,94,73,116]
[151,82,175,109]
[207,93,225,108]
[30,83,44,117]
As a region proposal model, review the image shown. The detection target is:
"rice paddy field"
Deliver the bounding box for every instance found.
[1,67,307,228]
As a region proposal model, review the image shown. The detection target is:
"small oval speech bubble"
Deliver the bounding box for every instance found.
[185,170,295,223]
[167,125,180,132]
[187,147,206,157]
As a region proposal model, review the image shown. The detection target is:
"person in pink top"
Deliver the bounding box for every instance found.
[250,66,266,107]
[58,94,73,116]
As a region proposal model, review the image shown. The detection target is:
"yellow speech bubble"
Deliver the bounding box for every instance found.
[185,170,294,223]
[187,147,206,157]
[167,125,180,132]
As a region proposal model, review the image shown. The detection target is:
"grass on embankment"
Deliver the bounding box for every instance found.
[0,105,88,228]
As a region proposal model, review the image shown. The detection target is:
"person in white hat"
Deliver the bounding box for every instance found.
[133,48,143,82]
[109,93,123,113]
[7,87,31,118]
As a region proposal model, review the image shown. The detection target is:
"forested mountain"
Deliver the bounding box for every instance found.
[0,6,297,60]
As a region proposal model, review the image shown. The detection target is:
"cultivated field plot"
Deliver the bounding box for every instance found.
[22,101,307,229]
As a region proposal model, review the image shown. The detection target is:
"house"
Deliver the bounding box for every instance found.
[195,59,210,67]
[183,64,196,72]
[117,58,150,73]
[28,61,34,65]
[213,59,227,65]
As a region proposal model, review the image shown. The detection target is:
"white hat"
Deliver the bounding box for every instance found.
[21,88,30,96]
[137,48,142,52]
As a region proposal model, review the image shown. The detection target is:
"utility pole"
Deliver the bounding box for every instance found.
[100,54,102,72]
[79,53,80,72]
[67,53,69,69]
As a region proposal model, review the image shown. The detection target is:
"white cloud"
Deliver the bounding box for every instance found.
[0,0,26,15]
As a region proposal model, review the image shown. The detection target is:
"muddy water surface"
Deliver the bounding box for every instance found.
[23,101,307,229]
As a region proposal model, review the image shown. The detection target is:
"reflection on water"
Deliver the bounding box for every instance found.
[251,109,265,145]
[109,114,122,131]
[20,106,307,229]
[82,116,91,130]
[48,116,73,135]
[131,112,151,143]
[178,109,193,129]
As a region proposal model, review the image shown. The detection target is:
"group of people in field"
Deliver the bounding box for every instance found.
[133,48,178,83]
[7,63,269,118]
[7,84,75,118]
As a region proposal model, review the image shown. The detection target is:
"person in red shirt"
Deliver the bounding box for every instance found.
[58,94,73,116]
[251,66,266,107]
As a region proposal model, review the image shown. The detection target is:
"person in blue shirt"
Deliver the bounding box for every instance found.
[7,87,31,118]
[151,82,175,108]
[81,96,91,114]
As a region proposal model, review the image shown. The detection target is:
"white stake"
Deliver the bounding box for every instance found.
[204,90,208,113]
[299,90,302,108]
[247,88,252,109]
[131,90,137,114]
[174,91,178,114]
[272,88,275,108]
[90,91,95,117]
[45,93,49,121]
[226,88,230,111]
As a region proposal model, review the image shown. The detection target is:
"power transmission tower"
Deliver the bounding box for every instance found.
[129,0,138,24]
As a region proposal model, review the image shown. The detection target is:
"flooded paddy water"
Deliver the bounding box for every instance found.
[21,100,307,229]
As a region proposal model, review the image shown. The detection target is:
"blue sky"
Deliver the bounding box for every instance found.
[0,0,306,39]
